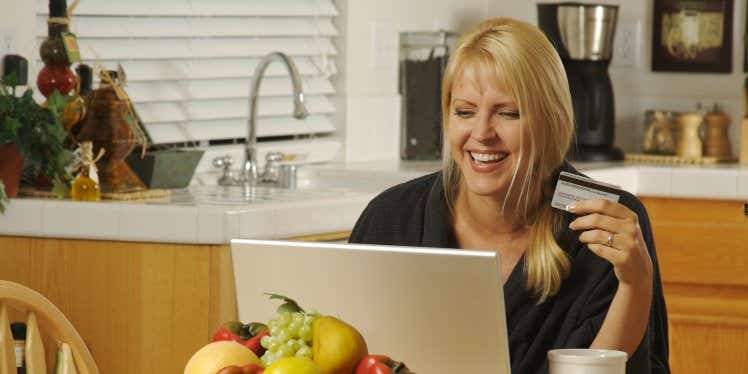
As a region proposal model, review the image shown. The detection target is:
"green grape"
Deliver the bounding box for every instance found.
[299,325,313,342]
[267,338,280,352]
[278,312,292,326]
[260,335,272,349]
[276,328,291,343]
[287,322,301,338]
[285,339,299,352]
[261,351,274,367]
[295,346,312,359]
[303,314,316,325]
[277,344,294,358]
[292,312,304,324]
[296,338,307,347]
[269,325,281,337]
[267,318,279,329]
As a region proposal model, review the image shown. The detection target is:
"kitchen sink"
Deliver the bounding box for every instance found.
[171,165,424,206]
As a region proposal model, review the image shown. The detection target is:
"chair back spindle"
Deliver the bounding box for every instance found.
[0,281,100,374]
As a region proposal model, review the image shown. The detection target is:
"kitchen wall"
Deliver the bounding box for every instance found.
[0,1,37,80]
[335,0,747,162]
[3,0,745,164]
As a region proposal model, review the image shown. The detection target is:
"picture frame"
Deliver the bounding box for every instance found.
[652,0,734,73]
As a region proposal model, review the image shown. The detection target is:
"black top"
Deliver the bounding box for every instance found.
[349,163,670,374]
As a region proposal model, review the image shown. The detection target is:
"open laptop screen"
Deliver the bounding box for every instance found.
[230,239,511,373]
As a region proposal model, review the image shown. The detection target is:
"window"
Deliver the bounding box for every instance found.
[35,0,341,171]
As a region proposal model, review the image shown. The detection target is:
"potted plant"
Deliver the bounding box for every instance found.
[0,74,73,212]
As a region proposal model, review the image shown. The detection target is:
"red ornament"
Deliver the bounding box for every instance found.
[37,63,76,98]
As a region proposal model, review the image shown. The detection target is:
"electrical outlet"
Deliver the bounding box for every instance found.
[612,20,639,67]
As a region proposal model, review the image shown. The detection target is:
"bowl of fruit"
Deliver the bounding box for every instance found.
[184,294,413,374]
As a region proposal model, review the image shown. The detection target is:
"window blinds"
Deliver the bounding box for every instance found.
[35,0,340,166]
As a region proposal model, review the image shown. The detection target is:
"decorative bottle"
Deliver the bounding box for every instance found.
[71,141,102,201]
[62,64,92,132]
[37,0,76,98]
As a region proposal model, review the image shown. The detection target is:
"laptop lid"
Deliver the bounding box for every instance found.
[230,239,511,374]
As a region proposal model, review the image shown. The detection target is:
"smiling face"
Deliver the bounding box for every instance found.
[447,64,527,205]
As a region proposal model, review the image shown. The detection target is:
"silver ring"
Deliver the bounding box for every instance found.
[606,232,614,247]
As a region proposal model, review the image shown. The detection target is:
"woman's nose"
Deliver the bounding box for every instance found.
[471,114,497,143]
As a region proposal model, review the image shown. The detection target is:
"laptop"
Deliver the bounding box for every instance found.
[230,239,511,374]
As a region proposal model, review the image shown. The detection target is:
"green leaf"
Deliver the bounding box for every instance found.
[52,176,70,198]
[1,72,18,89]
[5,117,21,134]
[0,80,73,191]
[245,322,269,337]
[47,91,73,118]
[0,180,8,214]
[265,293,305,314]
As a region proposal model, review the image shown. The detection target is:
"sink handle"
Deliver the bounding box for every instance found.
[212,155,233,169]
[261,152,284,183]
[213,155,236,186]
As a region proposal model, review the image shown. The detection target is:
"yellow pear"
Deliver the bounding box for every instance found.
[312,316,368,374]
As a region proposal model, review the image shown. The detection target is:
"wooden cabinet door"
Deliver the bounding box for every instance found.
[640,198,748,373]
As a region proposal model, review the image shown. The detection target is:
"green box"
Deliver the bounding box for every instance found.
[126,149,204,189]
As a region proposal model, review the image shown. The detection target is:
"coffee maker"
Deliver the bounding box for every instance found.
[538,3,623,161]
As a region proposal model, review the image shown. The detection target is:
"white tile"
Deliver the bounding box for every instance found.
[584,167,638,194]
[119,205,199,243]
[238,207,277,240]
[43,200,120,240]
[738,168,748,199]
[224,211,242,242]
[636,166,672,197]
[670,168,738,200]
[197,206,227,244]
[0,198,44,236]
[273,196,370,238]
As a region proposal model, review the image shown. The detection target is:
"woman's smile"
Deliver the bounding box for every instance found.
[466,150,510,173]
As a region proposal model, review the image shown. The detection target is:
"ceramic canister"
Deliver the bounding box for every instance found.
[548,349,627,374]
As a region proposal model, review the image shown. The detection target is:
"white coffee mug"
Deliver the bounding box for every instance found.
[548,349,627,374]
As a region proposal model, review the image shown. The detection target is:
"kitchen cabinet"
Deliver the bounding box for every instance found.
[0,231,351,373]
[640,197,748,373]
[0,236,237,373]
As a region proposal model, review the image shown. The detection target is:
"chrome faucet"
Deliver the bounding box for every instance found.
[242,52,309,185]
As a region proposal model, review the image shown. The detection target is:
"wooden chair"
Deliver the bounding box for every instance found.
[0,280,99,374]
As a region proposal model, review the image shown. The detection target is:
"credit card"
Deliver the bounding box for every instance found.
[551,171,621,211]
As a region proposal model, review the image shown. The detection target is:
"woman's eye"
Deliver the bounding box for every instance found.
[498,111,520,120]
[455,110,474,118]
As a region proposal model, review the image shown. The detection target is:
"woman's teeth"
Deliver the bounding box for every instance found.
[470,151,508,163]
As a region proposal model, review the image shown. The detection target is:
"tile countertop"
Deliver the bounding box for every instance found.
[1,160,746,244]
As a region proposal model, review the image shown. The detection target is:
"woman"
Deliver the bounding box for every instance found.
[349,18,669,373]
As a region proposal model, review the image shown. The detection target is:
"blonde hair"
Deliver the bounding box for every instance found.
[441,18,574,302]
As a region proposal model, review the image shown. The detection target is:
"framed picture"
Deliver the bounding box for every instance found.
[652,0,734,73]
